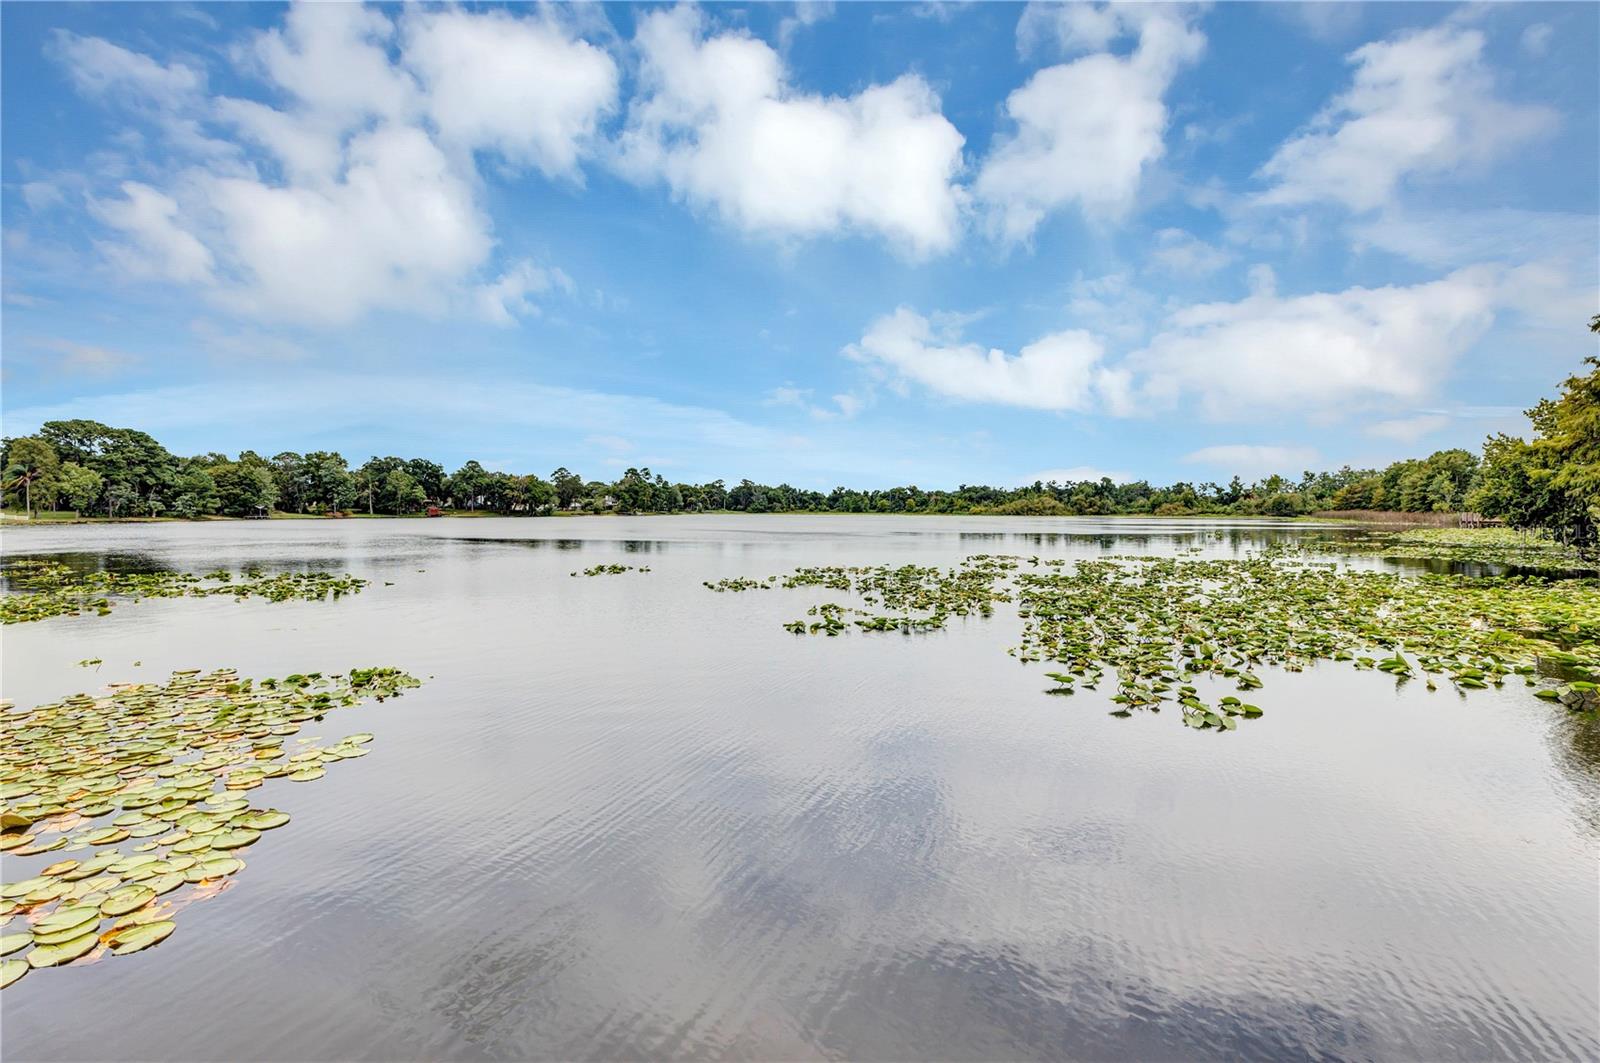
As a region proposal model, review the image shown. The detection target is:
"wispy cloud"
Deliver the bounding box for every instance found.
[1022,466,1133,485]
[1182,444,1319,473]
[20,337,139,377]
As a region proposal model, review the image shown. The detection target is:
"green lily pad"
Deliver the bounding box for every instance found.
[32,917,103,947]
[0,877,53,899]
[26,930,98,967]
[210,828,260,850]
[34,904,101,935]
[106,919,176,956]
[0,958,27,988]
[145,873,185,896]
[100,884,156,917]
[1,665,422,976]
[236,810,289,831]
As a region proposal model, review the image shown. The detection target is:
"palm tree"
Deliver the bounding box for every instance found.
[4,439,58,516]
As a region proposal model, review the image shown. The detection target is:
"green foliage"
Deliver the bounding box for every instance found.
[55,462,103,512]
[0,667,421,973]
[382,469,427,513]
[701,552,1600,732]
[1473,353,1600,547]
[211,462,278,516]
[972,493,1072,516]
[551,467,585,508]
[3,436,60,514]
[0,558,370,624]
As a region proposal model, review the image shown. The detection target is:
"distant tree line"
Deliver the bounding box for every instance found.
[3,328,1595,543]
[0,421,1484,521]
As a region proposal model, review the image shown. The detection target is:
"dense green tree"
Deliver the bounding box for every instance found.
[382,469,427,513]
[270,453,305,512]
[212,463,278,516]
[518,474,556,513]
[447,461,493,510]
[405,459,446,502]
[1474,352,1600,545]
[172,464,220,518]
[105,482,138,518]
[36,420,115,466]
[56,462,104,512]
[551,467,584,509]
[613,467,656,512]
[299,452,357,513]
[357,456,406,514]
[3,437,60,514]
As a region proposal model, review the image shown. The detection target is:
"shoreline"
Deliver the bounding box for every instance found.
[0,509,1455,528]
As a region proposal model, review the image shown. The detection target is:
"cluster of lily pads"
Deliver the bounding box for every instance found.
[704,577,776,592]
[0,559,369,624]
[0,666,421,985]
[766,557,1020,634]
[709,553,1600,732]
[570,564,649,577]
[1294,527,1597,573]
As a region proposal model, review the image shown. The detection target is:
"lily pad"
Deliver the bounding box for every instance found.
[0,958,27,988]
[105,919,175,956]
[210,828,260,850]
[100,884,156,917]
[236,810,290,831]
[0,665,422,976]
[26,930,99,967]
[145,873,185,897]
[34,904,101,935]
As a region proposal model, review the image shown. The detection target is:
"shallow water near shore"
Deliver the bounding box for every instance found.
[3,515,1597,1061]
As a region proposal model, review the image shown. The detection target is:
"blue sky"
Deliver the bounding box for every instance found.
[3,1,1596,489]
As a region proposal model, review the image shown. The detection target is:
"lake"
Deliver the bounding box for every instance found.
[2,516,1597,1060]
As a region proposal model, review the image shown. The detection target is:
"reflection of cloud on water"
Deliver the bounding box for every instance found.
[801,937,1379,1061]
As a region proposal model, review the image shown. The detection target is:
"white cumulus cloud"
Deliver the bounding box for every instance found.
[617,5,966,256]
[844,307,1128,412]
[1129,266,1503,417]
[976,3,1203,240]
[403,7,618,178]
[89,181,215,284]
[1257,24,1557,212]
[202,124,491,325]
[56,3,615,328]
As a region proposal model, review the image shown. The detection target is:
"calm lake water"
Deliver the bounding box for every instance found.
[3,516,1597,1061]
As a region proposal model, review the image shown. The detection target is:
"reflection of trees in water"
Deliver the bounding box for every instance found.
[451,536,634,552]
[1549,711,1600,834]
[1,549,366,589]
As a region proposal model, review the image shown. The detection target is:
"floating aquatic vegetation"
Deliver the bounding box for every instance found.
[704,576,776,592]
[0,560,370,625]
[1293,527,1597,574]
[570,564,648,577]
[708,554,1600,732]
[0,666,421,977]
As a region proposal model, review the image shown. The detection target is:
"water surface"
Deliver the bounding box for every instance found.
[3,516,1597,1060]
